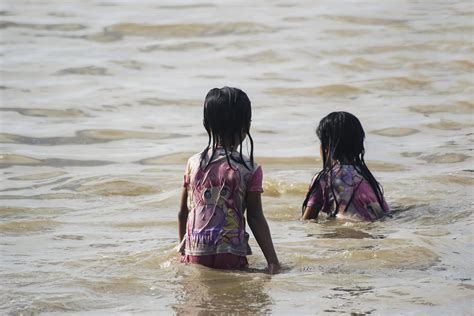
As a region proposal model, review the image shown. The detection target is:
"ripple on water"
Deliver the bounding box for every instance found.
[140,41,213,52]
[84,276,150,295]
[321,15,408,26]
[8,170,67,181]
[259,156,320,166]
[0,21,86,31]
[0,108,87,118]
[111,60,144,70]
[323,29,371,37]
[365,160,408,172]
[54,179,161,197]
[425,173,474,186]
[113,220,175,229]
[0,154,113,168]
[426,119,472,131]
[139,152,194,165]
[419,153,470,164]
[251,73,301,83]
[263,180,308,198]
[103,22,273,38]
[265,84,363,97]
[364,77,431,91]
[332,57,398,72]
[228,50,289,63]
[138,98,200,107]
[0,129,185,146]
[0,219,61,234]
[371,128,420,137]
[83,31,123,43]
[409,101,473,115]
[400,152,422,158]
[55,66,110,76]
[0,206,66,216]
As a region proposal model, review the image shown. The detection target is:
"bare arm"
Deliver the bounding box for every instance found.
[178,187,189,242]
[246,192,280,274]
[302,205,319,220]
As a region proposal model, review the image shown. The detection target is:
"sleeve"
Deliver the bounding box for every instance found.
[247,165,264,193]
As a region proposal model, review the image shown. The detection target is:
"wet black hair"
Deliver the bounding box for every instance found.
[302,111,386,217]
[200,86,254,170]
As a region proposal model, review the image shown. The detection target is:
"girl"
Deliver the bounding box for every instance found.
[302,111,390,221]
[178,87,280,274]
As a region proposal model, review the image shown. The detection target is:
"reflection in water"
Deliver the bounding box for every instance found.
[172,266,272,315]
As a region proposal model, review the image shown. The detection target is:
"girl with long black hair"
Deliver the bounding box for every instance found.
[302,112,390,221]
[178,87,280,274]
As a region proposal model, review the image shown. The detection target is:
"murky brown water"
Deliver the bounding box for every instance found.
[1,0,473,315]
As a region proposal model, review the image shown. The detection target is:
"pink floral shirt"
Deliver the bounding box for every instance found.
[179,148,263,256]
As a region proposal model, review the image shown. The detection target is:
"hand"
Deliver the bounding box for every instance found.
[267,262,280,275]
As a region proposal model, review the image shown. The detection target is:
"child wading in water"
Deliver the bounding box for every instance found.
[178,87,280,274]
[302,112,390,221]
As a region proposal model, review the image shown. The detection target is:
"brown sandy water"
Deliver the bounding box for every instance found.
[1,0,473,315]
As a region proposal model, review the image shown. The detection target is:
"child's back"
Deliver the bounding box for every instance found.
[180,148,262,258]
[306,163,389,221]
[178,87,279,273]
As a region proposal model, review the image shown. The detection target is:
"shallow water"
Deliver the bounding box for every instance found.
[1,0,473,315]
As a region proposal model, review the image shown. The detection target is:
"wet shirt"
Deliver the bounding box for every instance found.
[180,149,263,256]
[306,164,389,221]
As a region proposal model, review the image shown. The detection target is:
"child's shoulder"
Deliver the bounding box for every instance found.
[185,151,204,170]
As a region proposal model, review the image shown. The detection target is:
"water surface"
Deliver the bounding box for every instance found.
[1,0,473,315]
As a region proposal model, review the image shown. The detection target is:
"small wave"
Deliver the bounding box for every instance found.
[0,129,185,146]
[251,73,300,82]
[111,60,144,70]
[228,50,289,64]
[258,156,320,166]
[365,161,408,172]
[0,219,61,234]
[419,153,470,164]
[425,173,474,186]
[85,276,150,295]
[113,220,175,229]
[426,119,471,131]
[266,84,363,97]
[55,179,161,197]
[138,152,195,165]
[158,3,216,9]
[333,57,398,71]
[363,77,431,90]
[0,154,112,168]
[0,21,86,31]
[0,107,87,118]
[140,41,213,52]
[55,66,110,76]
[8,170,67,181]
[324,29,371,37]
[263,180,308,197]
[83,31,123,43]
[0,206,65,216]
[138,98,200,107]
[371,127,420,137]
[409,101,473,115]
[321,15,407,26]
[104,22,273,38]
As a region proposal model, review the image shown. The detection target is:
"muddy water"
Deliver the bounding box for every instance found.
[1,0,473,315]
